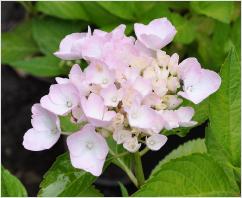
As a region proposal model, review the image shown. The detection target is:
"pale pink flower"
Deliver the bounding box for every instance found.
[142,93,161,107]
[167,76,180,92]
[156,50,170,67]
[100,84,123,107]
[152,79,168,97]
[163,95,183,110]
[40,84,79,115]
[175,106,197,127]
[85,61,114,88]
[133,76,152,97]
[69,64,90,96]
[123,137,141,152]
[178,58,221,104]
[146,134,167,151]
[81,93,116,127]
[121,83,143,108]
[54,27,91,60]
[159,110,179,130]
[23,104,61,151]
[125,103,164,133]
[55,77,69,84]
[168,53,179,75]
[134,18,177,50]
[113,129,132,144]
[67,124,109,176]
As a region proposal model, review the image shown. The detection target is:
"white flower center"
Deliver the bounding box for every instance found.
[186,85,194,92]
[86,141,94,150]
[149,139,155,145]
[131,112,138,119]
[111,96,117,102]
[102,78,108,85]
[66,101,73,108]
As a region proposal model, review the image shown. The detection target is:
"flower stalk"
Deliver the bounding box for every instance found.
[134,151,145,187]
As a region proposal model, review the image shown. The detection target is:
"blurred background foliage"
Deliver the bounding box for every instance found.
[2,1,241,77]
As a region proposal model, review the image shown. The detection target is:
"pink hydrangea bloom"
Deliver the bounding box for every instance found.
[67,124,109,176]
[23,104,61,151]
[24,18,222,175]
[134,18,177,50]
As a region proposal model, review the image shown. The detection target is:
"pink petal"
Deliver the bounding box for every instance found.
[70,154,105,176]
[103,111,116,122]
[146,134,167,151]
[81,93,105,120]
[85,62,114,87]
[69,64,90,96]
[54,33,84,60]
[133,76,152,97]
[55,77,69,84]
[178,58,221,104]
[100,84,122,107]
[159,110,179,130]
[40,95,69,115]
[134,18,177,50]
[23,128,60,151]
[67,124,108,176]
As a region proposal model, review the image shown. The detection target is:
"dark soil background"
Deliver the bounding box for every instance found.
[1,2,205,196]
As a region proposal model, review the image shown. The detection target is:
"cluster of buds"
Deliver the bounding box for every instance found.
[23,18,221,176]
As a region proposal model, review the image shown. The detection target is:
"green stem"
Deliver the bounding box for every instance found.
[139,146,150,156]
[109,149,138,188]
[134,151,145,187]
[106,152,129,162]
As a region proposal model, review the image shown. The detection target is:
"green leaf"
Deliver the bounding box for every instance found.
[133,154,239,196]
[138,2,170,24]
[36,2,90,21]
[192,16,215,36]
[169,13,196,44]
[163,98,209,137]
[10,56,68,77]
[32,17,87,55]
[118,182,129,197]
[197,21,230,71]
[151,138,207,176]
[230,17,241,55]
[59,113,85,133]
[208,47,241,168]
[190,2,235,24]
[97,2,137,21]
[205,126,239,190]
[77,185,103,197]
[81,2,124,27]
[38,153,103,197]
[1,166,27,197]
[2,20,39,64]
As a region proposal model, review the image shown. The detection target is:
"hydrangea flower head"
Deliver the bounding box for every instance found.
[23,17,221,176]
